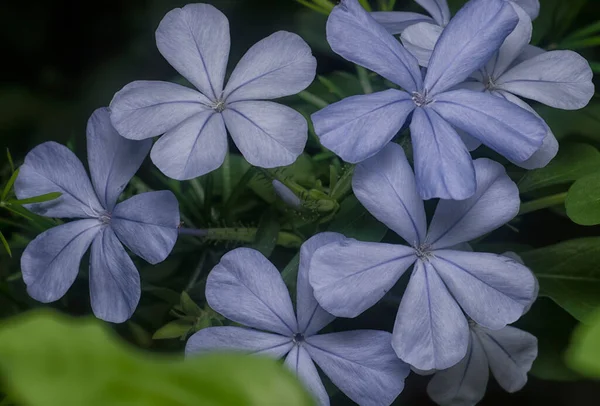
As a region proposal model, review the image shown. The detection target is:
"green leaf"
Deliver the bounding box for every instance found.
[536,103,600,143]
[566,308,600,378]
[6,148,14,173]
[521,238,600,321]
[1,168,19,202]
[7,192,62,205]
[518,143,600,193]
[562,19,600,41]
[250,211,280,257]
[153,319,194,340]
[281,253,300,295]
[565,173,600,225]
[0,230,11,257]
[328,195,387,242]
[0,310,314,406]
[180,291,203,318]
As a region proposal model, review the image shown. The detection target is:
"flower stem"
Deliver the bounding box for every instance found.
[179,227,303,248]
[356,66,373,94]
[519,192,568,215]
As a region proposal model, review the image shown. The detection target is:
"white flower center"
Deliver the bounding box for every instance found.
[98,212,112,225]
[212,100,226,113]
[412,91,432,107]
[414,243,433,261]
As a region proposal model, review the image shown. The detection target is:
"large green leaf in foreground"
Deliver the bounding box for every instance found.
[0,310,314,406]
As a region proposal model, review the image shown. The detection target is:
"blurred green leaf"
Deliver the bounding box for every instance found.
[153,319,194,340]
[1,168,19,201]
[565,173,600,225]
[250,211,280,257]
[328,195,387,242]
[562,19,600,41]
[536,103,600,143]
[6,148,14,173]
[521,238,600,321]
[559,36,600,50]
[0,231,11,258]
[281,253,300,295]
[7,192,62,205]
[0,310,314,406]
[566,308,600,378]
[180,292,203,318]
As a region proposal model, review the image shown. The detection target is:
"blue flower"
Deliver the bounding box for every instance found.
[15,108,180,323]
[308,143,538,371]
[186,235,410,406]
[109,3,317,181]
[311,0,547,200]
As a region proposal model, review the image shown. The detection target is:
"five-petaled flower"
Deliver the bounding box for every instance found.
[312,0,548,200]
[186,236,410,406]
[109,3,317,181]
[15,108,180,323]
[308,143,538,371]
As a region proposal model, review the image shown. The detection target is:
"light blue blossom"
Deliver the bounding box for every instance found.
[272,179,302,209]
[186,235,410,406]
[15,108,180,323]
[308,143,538,371]
[311,0,547,200]
[109,3,316,181]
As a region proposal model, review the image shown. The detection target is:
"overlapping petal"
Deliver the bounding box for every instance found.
[223,31,316,102]
[352,143,426,245]
[415,0,451,26]
[327,0,422,92]
[371,11,433,35]
[401,22,442,66]
[306,330,410,406]
[311,90,415,163]
[512,0,540,20]
[206,248,298,336]
[285,346,329,406]
[111,191,180,264]
[155,3,230,100]
[15,142,103,219]
[87,108,152,210]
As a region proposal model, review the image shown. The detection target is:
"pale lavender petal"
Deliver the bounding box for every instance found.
[306,330,410,406]
[87,108,152,211]
[186,326,293,358]
[150,111,227,180]
[511,0,539,20]
[223,31,316,102]
[496,50,595,110]
[309,239,417,318]
[15,142,102,218]
[89,227,140,323]
[401,22,442,66]
[223,101,307,168]
[457,128,482,152]
[155,4,229,100]
[475,325,537,392]
[427,331,489,406]
[410,108,476,200]
[111,191,180,264]
[206,248,298,336]
[431,250,537,329]
[21,220,102,303]
[352,143,427,245]
[285,346,329,406]
[512,44,545,67]
[327,0,422,92]
[414,0,451,26]
[425,0,518,95]
[431,89,546,163]
[371,11,434,35]
[297,233,344,336]
[311,90,414,163]
[426,158,519,249]
[109,81,210,140]
[272,180,302,209]
[393,260,469,371]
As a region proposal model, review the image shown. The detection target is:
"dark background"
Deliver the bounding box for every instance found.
[1,0,600,404]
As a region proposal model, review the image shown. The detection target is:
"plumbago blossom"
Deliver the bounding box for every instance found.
[110,3,316,181]
[186,235,410,406]
[311,0,547,200]
[308,143,538,371]
[14,108,180,323]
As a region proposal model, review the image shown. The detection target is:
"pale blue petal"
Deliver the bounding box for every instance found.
[109,81,210,140]
[352,143,427,245]
[431,251,537,329]
[496,50,595,110]
[155,4,229,100]
[512,44,545,67]
[21,220,102,303]
[186,326,293,358]
[425,0,518,95]
[306,330,410,406]
[150,111,227,180]
[457,129,482,152]
[89,227,140,323]
[401,22,442,67]
[309,239,416,318]
[223,101,307,168]
[272,180,302,209]
[111,191,180,264]
[371,11,434,35]
[15,142,102,218]
[511,0,539,20]
[431,89,546,163]
[297,233,344,336]
[414,0,451,26]
[223,31,316,102]
[312,90,414,164]
[393,260,469,371]
[327,0,422,92]
[410,108,476,200]
[285,346,330,406]
[426,158,520,249]
[87,108,152,210]
[206,248,298,336]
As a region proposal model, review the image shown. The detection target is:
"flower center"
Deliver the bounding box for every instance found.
[414,243,432,261]
[412,91,432,107]
[292,333,305,345]
[98,212,112,225]
[212,100,226,113]
[484,75,497,91]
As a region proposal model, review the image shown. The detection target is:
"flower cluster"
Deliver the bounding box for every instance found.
[13,0,595,405]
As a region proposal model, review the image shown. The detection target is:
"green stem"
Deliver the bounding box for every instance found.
[388,0,397,10]
[222,150,232,203]
[179,227,303,249]
[356,66,373,94]
[295,0,331,15]
[298,91,329,109]
[519,192,568,215]
[358,0,372,11]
